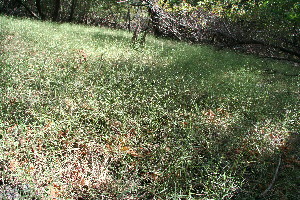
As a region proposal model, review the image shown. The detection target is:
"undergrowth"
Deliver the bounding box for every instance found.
[0,16,299,199]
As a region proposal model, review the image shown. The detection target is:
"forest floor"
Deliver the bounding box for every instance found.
[0,16,299,199]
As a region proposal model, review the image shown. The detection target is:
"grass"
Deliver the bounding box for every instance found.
[0,15,299,199]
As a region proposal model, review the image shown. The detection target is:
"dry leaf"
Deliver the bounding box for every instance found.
[120,146,142,157]
[127,149,141,157]
[80,177,89,186]
[203,109,216,119]
[120,146,130,151]
[207,109,215,117]
[49,186,59,199]
[9,160,19,172]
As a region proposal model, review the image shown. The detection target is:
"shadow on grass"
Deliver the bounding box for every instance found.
[271,131,300,200]
[34,28,300,198]
[0,100,37,125]
[79,49,299,198]
[92,30,131,45]
[0,17,299,198]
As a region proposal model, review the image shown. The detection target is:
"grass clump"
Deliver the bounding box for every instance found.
[0,16,299,199]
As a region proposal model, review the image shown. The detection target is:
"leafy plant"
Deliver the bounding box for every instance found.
[0,16,299,199]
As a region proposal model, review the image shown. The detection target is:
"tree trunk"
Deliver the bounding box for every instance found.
[144,0,162,37]
[35,0,45,20]
[68,0,77,22]
[127,7,131,32]
[148,6,161,37]
[52,0,60,22]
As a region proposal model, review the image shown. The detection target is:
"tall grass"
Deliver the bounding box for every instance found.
[0,15,299,199]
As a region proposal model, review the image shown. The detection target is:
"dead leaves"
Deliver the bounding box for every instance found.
[105,121,151,158]
[141,171,162,182]
[202,108,232,129]
[78,49,88,64]
[119,145,142,157]
[203,108,230,121]
[105,143,146,158]
[5,34,15,41]
[8,160,19,172]
[49,183,68,200]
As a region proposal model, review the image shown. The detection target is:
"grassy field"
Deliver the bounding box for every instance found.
[0,15,299,199]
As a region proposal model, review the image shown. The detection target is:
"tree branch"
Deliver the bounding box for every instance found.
[17,0,39,19]
[260,155,282,197]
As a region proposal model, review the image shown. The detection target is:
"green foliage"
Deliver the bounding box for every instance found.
[196,0,300,24]
[160,0,298,24]
[258,0,300,23]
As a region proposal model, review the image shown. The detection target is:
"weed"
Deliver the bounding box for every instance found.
[0,16,299,199]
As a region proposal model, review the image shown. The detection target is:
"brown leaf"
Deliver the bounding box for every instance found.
[58,129,69,137]
[80,177,89,187]
[120,146,142,157]
[49,185,59,199]
[120,146,130,151]
[204,109,216,119]
[9,160,18,172]
[18,137,25,146]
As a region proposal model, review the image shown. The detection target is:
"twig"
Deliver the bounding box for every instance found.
[260,155,282,197]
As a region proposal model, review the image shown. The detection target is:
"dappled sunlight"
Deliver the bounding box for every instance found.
[0,16,299,199]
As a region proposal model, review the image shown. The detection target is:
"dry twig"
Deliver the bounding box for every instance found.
[260,155,282,197]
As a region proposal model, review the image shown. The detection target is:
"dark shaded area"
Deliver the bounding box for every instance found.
[35,0,45,20]
[0,99,37,125]
[68,0,77,22]
[77,35,300,198]
[51,0,60,22]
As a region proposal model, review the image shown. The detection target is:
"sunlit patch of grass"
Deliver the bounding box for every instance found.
[0,15,299,199]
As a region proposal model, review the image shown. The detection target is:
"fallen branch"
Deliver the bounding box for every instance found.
[238,40,300,59]
[260,155,282,197]
[211,30,300,61]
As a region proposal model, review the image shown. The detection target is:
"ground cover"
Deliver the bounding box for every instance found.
[0,16,299,199]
